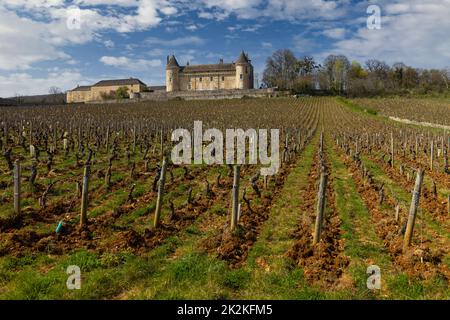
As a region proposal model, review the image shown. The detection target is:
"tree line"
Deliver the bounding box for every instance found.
[262,49,450,97]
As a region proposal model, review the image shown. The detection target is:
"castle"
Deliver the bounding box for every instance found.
[67,78,147,103]
[166,51,254,92]
[66,51,256,103]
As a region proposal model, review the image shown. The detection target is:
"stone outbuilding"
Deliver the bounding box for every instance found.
[67,78,147,103]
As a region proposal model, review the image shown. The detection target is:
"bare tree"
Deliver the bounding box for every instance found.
[321,55,351,94]
[262,49,298,90]
[365,59,390,80]
[49,86,62,95]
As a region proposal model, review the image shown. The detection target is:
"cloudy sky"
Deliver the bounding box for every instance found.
[0,0,449,97]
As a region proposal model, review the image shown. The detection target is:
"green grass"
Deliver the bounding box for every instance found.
[327,136,393,299]
[236,135,320,299]
[0,98,448,300]
[336,97,378,116]
[361,156,450,240]
[329,136,450,299]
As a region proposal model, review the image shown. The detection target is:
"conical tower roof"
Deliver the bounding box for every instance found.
[167,55,180,68]
[235,50,250,65]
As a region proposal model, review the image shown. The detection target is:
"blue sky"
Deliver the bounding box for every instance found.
[0,0,449,97]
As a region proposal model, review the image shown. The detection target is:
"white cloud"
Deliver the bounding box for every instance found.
[197,0,346,20]
[165,26,178,33]
[0,70,87,97]
[186,24,198,31]
[104,40,115,48]
[0,0,178,71]
[145,36,205,46]
[264,0,344,20]
[0,8,70,70]
[328,0,450,68]
[147,48,166,56]
[1,0,449,78]
[203,0,261,11]
[228,24,262,33]
[323,28,346,40]
[160,5,178,15]
[293,35,318,54]
[242,25,261,32]
[1,0,65,9]
[75,0,139,6]
[100,56,162,71]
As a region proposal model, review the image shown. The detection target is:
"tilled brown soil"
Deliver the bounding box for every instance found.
[368,155,448,222]
[0,165,227,257]
[400,154,450,187]
[338,146,449,281]
[202,139,314,267]
[203,162,297,267]
[0,165,152,233]
[287,145,349,287]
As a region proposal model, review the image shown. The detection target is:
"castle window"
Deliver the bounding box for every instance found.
[222,76,225,81]
[240,74,243,80]
[210,77,213,81]
[199,77,202,82]
[245,67,248,74]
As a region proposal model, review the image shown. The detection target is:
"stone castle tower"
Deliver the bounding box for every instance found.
[166,55,181,92]
[166,51,254,92]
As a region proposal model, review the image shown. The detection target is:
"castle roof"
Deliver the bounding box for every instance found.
[236,51,250,64]
[167,55,180,68]
[181,63,236,74]
[92,78,147,87]
[166,52,251,73]
[71,85,91,92]
[148,85,167,91]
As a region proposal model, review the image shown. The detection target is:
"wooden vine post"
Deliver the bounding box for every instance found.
[153,157,168,228]
[263,175,268,189]
[160,128,164,158]
[444,147,449,173]
[105,163,112,191]
[13,160,21,217]
[320,131,324,154]
[395,203,400,222]
[430,139,434,171]
[105,126,110,153]
[313,172,328,245]
[390,132,394,168]
[415,135,418,157]
[447,194,450,214]
[230,165,241,231]
[53,125,57,152]
[403,169,424,252]
[80,164,91,228]
[132,125,137,154]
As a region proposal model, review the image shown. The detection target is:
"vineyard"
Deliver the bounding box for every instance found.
[351,97,450,128]
[0,97,448,300]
